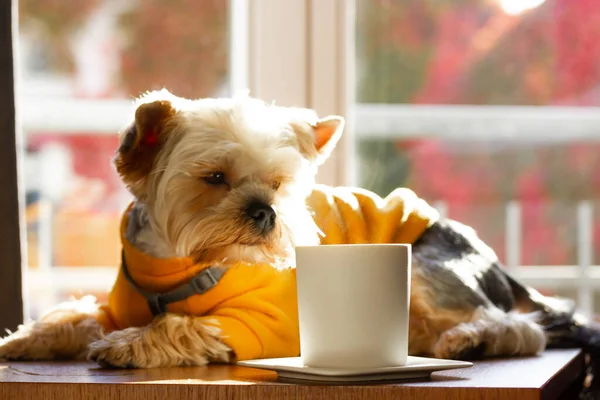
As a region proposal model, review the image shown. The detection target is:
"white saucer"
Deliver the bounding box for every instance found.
[238,356,472,383]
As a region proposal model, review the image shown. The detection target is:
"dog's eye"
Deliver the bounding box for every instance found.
[272,181,281,190]
[204,172,227,185]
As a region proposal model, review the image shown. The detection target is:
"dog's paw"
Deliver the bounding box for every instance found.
[88,314,231,368]
[0,323,55,361]
[88,328,144,368]
[0,333,30,361]
[433,324,483,360]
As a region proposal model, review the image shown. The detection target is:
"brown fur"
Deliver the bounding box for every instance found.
[88,314,231,368]
[114,99,177,199]
[409,272,545,359]
[408,273,474,356]
[0,297,103,360]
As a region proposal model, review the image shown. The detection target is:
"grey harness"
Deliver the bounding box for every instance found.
[120,250,228,316]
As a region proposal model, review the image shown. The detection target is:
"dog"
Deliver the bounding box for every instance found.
[0,90,598,376]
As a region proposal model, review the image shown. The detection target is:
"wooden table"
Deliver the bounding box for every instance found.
[0,349,585,400]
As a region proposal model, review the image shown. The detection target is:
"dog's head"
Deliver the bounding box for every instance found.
[114,89,344,265]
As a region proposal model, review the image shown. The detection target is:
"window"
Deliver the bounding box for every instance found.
[354,0,598,318]
[19,0,230,319]
[9,0,597,323]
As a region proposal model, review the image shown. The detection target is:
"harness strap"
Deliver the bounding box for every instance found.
[120,250,227,316]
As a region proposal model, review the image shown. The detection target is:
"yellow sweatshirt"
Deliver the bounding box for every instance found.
[99,185,439,361]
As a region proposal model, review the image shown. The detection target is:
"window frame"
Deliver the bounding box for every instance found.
[0,0,25,330]
[234,0,356,187]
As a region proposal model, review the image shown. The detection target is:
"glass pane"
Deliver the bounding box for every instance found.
[355,0,600,275]
[19,0,230,319]
[356,0,600,106]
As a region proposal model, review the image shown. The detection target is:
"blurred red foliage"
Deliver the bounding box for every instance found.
[358,0,600,266]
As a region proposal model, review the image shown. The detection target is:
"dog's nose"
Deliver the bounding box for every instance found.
[246,202,276,234]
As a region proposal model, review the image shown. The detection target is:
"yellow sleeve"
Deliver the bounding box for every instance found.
[189,265,300,361]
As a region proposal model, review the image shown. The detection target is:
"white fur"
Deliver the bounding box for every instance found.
[129,94,323,264]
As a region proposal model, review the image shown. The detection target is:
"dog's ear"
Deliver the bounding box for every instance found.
[311,116,344,164]
[292,115,345,165]
[114,91,178,198]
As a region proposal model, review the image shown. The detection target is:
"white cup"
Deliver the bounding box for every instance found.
[295,244,411,369]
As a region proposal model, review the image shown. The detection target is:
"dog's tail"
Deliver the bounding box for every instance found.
[504,273,600,398]
[504,273,598,348]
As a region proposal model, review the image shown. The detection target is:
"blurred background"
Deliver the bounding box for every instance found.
[20,0,229,316]
[19,0,599,319]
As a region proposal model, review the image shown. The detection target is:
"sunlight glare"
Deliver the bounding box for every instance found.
[498,0,546,15]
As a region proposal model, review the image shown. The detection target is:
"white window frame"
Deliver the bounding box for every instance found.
[355,104,598,318]
[230,0,356,187]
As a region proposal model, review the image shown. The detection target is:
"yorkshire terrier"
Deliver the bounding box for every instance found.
[0,90,597,370]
